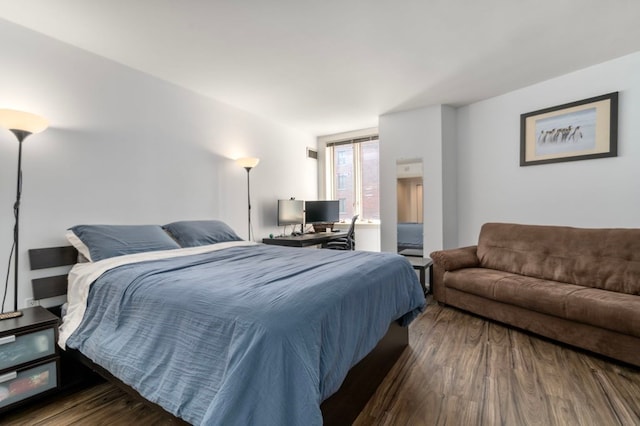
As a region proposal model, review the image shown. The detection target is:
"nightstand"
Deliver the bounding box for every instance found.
[0,306,60,414]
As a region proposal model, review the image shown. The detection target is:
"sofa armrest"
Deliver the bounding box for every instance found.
[429,246,479,304]
[430,246,479,271]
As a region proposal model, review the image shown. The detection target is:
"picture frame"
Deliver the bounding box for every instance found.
[520,92,618,166]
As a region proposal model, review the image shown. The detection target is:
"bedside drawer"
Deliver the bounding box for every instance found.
[0,327,56,371]
[0,359,58,409]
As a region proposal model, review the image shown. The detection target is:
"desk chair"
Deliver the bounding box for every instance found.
[326,215,358,251]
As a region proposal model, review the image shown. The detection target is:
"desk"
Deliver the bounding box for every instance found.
[262,232,348,248]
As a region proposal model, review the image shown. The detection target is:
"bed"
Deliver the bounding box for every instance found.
[29,221,425,425]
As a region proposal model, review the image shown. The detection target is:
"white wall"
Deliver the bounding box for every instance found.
[0,19,316,310]
[441,105,457,249]
[456,51,640,245]
[379,105,456,255]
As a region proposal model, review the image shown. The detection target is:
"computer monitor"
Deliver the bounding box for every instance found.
[277,199,304,226]
[305,200,339,224]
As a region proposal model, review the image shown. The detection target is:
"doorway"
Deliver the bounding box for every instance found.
[396,159,423,254]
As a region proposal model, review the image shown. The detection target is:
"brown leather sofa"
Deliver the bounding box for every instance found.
[430,222,640,366]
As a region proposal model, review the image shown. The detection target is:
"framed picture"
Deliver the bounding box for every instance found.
[520,92,618,166]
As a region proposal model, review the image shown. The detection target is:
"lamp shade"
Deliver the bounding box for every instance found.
[0,109,49,134]
[236,157,260,169]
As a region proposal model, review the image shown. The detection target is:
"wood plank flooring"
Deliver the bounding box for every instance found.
[3,297,639,425]
[1,382,180,425]
[355,298,640,426]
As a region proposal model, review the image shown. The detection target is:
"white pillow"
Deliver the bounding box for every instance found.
[66,229,92,261]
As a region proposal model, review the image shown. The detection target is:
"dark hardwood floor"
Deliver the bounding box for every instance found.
[4,297,640,425]
[355,298,640,425]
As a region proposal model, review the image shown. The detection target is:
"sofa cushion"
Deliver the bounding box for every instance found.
[445,269,640,339]
[476,223,640,295]
[444,268,508,300]
[565,288,640,338]
[445,269,584,320]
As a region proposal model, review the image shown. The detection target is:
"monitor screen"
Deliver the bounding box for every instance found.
[277,199,304,226]
[305,200,339,224]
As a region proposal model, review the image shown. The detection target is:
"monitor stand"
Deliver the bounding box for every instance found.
[291,224,304,236]
[312,223,333,233]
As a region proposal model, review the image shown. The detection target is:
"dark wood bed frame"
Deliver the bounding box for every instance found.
[29,246,409,425]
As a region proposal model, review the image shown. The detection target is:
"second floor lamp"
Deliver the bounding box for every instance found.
[236,157,260,241]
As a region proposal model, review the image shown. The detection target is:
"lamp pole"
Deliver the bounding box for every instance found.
[12,131,29,315]
[244,166,252,241]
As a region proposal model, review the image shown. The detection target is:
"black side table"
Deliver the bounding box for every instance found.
[399,253,433,295]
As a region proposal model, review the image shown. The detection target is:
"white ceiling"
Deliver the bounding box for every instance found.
[1,1,640,136]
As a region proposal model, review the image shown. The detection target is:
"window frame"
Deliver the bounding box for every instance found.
[325,134,379,222]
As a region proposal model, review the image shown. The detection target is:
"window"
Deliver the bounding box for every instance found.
[326,135,379,221]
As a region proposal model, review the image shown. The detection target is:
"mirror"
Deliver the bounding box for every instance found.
[396,159,423,255]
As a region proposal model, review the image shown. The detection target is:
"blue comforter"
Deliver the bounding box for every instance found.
[66,244,425,425]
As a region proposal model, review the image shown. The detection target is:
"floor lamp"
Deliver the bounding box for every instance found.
[236,157,260,241]
[0,109,49,320]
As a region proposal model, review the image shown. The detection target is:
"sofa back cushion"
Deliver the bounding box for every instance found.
[476,223,640,295]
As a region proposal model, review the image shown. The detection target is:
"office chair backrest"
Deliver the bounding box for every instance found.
[346,214,358,249]
[325,214,359,251]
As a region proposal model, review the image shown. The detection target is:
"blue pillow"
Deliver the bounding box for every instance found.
[67,224,181,262]
[163,220,242,247]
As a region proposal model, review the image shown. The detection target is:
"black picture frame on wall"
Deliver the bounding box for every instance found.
[520,92,618,166]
